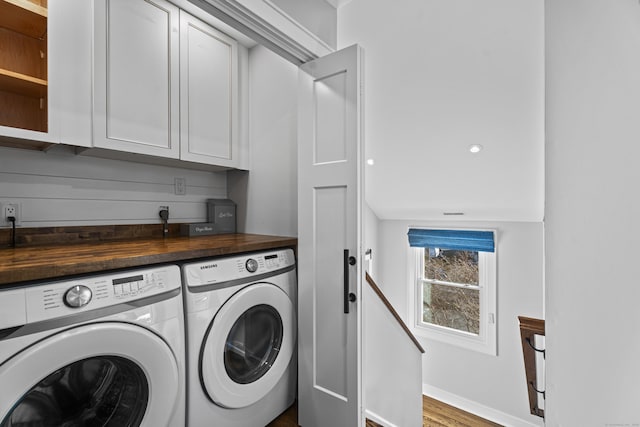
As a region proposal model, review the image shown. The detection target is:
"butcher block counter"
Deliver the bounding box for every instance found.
[0,228,297,286]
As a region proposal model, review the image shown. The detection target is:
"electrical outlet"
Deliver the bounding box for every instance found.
[3,203,21,226]
[159,206,169,221]
[174,177,186,195]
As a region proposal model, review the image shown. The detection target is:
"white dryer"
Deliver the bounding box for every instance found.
[182,248,297,427]
[0,265,185,427]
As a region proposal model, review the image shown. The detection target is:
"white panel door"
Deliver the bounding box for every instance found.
[179,11,239,167]
[93,0,180,158]
[298,44,363,427]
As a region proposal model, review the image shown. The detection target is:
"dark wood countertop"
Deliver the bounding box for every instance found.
[0,233,297,286]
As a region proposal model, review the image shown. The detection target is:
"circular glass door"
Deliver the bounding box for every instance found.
[224,304,283,384]
[1,356,148,427]
[0,323,180,427]
[200,283,295,409]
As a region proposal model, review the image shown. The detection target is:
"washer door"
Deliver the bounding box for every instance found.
[200,283,295,409]
[0,323,179,427]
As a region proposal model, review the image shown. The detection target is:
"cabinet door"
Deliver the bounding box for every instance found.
[179,11,238,167]
[93,0,180,158]
[49,0,92,148]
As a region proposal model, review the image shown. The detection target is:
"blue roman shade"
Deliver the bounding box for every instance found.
[407,229,495,253]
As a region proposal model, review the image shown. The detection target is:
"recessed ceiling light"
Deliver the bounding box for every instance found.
[469,144,483,154]
[366,158,375,166]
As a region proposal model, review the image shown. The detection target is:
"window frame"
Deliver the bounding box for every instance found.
[408,228,497,355]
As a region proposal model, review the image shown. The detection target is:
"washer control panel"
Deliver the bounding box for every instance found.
[23,265,181,323]
[184,249,295,287]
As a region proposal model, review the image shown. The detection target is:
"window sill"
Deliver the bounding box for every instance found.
[412,322,497,356]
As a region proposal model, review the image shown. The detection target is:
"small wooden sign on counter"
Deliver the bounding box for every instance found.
[180,223,227,237]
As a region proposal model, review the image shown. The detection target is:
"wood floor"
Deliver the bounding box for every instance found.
[268,396,502,427]
[422,395,502,427]
[266,401,298,427]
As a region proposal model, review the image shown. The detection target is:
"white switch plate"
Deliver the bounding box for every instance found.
[174,177,186,195]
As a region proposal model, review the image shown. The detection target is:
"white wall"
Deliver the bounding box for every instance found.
[0,146,225,227]
[364,280,423,427]
[545,1,640,425]
[228,44,298,237]
[364,205,423,427]
[377,220,544,426]
[338,0,544,222]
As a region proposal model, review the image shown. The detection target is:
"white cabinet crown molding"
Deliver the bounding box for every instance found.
[187,0,333,64]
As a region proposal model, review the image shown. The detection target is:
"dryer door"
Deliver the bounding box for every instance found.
[0,322,179,427]
[200,282,296,408]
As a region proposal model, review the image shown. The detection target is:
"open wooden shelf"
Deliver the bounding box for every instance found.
[0,0,47,133]
[0,0,47,39]
[0,67,47,98]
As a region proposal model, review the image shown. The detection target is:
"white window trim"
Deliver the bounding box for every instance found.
[407,229,497,356]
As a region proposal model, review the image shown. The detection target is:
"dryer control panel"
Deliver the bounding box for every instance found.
[184,248,295,288]
[22,265,181,323]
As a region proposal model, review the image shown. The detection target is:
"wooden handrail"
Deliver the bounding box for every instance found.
[518,316,545,418]
[365,272,425,354]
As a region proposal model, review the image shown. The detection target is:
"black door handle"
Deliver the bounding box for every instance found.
[344,249,356,313]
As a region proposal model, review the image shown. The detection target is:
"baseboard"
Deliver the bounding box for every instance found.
[365,409,399,427]
[422,384,543,427]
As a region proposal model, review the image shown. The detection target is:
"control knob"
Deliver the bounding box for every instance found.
[64,285,92,308]
[245,258,259,273]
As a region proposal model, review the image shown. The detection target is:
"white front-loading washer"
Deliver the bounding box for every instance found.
[182,248,296,427]
[0,265,185,427]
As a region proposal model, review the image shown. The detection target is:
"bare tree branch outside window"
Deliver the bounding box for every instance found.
[422,249,480,335]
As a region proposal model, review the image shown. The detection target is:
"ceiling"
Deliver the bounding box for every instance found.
[339,0,545,222]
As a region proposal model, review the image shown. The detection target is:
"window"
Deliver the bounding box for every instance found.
[408,228,497,355]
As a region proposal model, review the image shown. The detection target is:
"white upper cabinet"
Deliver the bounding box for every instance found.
[1,0,248,168]
[93,0,245,168]
[0,0,92,149]
[93,0,181,158]
[179,11,239,167]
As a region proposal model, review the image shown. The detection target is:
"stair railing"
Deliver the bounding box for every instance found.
[518,316,545,418]
[365,272,425,354]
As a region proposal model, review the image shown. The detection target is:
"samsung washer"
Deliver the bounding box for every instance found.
[0,265,185,427]
[182,248,296,427]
